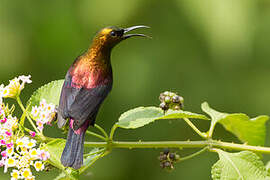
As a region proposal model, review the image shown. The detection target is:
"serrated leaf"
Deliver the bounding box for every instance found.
[202,102,269,146]
[116,107,163,129]
[220,114,268,146]
[201,102,227,124]
[27,79,64,108]
[116,106,209,129]
[211,150,268,180]
[162,109,209,120]
[42,139,66,170]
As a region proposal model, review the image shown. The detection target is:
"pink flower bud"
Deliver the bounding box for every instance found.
[1,151,6,157]
[6,143,13,149]
[29,131,36,137]
[0,140,6,145]
[0,118,7,123]
[5,131,12,137]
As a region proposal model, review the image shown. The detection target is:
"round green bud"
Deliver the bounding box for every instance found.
[160,102,169,110]
[174,105,180,110]
[172,96,180,103]
[164,161,171,168]
[159,93,165,102]
[169,153,176,160]
[164,96,171,103]
[163,148,170,155]
[160,162,165,169]
[164,91,169,96]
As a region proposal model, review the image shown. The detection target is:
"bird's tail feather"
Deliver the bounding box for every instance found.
[61,128,85,169]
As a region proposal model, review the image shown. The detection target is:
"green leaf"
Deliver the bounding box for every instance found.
[42,139,66,170]
[54,173,69,180]
[65,168,79,180]
[220,114,268,146]
[116,107,163,129]
[116,106,209,129]
[45,139,80,180]
[201,102,227,125]
[27,79,64,107]
[162,109,209,120]
[212,149,268,180]
[202,102,269,146]
[266,161,270,176]
[79,148,105,173]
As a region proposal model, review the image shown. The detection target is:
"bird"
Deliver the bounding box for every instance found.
[57,25,150,169]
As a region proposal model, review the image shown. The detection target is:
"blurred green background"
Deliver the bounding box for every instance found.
[1,0,270,179]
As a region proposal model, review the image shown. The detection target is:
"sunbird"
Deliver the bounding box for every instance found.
[57,25,149,169]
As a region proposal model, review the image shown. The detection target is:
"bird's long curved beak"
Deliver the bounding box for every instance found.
[123,25,151,39]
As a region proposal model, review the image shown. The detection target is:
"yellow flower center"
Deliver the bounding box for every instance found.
[11,172,19,178]
[31,150,37,156]
[35,162,43,170]
[22,170,30,178]
[7,148,13,154]
[8,158,15,165]
[17,142,23,146]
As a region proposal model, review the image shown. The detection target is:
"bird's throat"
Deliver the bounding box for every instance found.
[70,46,112,89]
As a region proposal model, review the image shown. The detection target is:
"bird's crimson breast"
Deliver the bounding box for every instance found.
[69,60,111,89]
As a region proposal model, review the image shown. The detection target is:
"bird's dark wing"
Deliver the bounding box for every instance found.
[58,72,112,130]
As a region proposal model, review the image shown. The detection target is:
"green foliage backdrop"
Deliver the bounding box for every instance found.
[1,0,270,179]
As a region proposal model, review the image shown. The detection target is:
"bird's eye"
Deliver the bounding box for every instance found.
[110,31,117,37]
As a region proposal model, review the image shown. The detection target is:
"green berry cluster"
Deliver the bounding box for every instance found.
[158,148,180,170]
[159,91,184,111]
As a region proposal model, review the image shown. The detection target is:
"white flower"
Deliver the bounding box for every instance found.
[46,103,55,113]
[6,147,14,157]
[34,161,44,171]
[1,75,32,98]
[17,154,31,169]
[19,75,32,84]
[4,156,17,173]
[21,168,32,179]
[36,121,44,131]
[10,169,21,180]
[2,87,10,97]
[26,139,36,149]
[39,111,49,122]
[29,148,39,159]
[39,99,47,109]
[38,149,50,161]
[0,84,4,105]
[16,137,29,148]
[31,106,39,118]
[0,84,4,94]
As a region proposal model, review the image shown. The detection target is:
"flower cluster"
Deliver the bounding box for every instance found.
[0,75,32,100]
[0,104,50,180]
[158,148,180,170]
[31,99,56,132]
[159,91,184,112]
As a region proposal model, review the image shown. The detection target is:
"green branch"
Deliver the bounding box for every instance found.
[183,117,208,139]
[84,140,270,154]
[16,96,46,141]
[179,146,208,162]
[94,124,109,139]
[86,130,106,141]
[16,96,39,133]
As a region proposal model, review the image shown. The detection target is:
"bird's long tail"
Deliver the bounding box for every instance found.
[61,127,85,169]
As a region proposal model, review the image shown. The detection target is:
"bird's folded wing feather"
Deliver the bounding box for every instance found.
[58,73,112,129]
